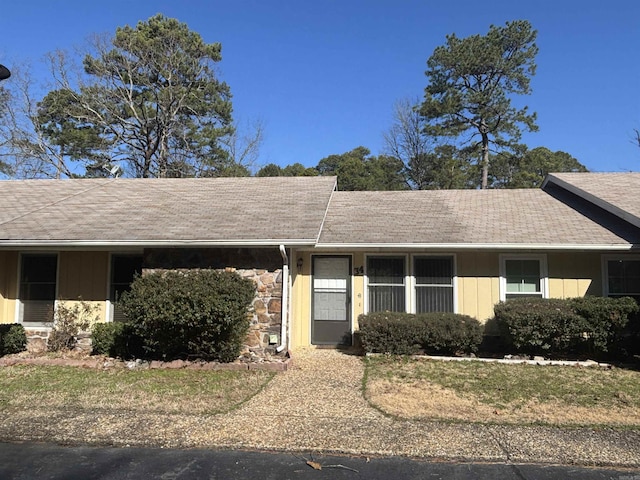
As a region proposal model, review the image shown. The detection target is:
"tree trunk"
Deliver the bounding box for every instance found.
[481,133,490,189]
[56,144,64,180]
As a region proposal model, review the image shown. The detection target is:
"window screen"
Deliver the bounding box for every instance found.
[367,256,405,312]
[608,259,640,300]
[20,254,57,323]
[110,254,143,322]
[414,256,454,313]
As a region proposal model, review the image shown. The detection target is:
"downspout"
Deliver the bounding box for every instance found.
[277,245,289,353]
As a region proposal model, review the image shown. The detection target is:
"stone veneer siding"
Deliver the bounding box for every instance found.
[142,248,286,358]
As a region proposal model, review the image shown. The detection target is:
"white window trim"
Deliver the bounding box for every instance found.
[601,254,640,298]
[15,252,60,328]
[499,254,548,302]
[364,254,457,314]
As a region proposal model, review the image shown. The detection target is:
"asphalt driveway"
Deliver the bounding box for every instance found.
[1,442,639,480]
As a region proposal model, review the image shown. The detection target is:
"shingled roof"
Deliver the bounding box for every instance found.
[0,176,337,246]
[318,188,640,249]
[1,173,638,250]
[545,172,640,229]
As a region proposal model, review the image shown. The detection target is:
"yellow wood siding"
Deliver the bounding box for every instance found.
[290,250,312,347]
[352,252,365,330]
[547,252,601,299]
[0,252,18,324]
[283,250,605,349]
[456,252,500,321]
[58,251,109,322]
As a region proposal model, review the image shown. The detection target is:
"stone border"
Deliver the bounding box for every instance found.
[365,352,612,368]
[0,355,293,372]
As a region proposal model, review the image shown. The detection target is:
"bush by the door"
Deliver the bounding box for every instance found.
[358,312,482,355]
[120,270,255,362]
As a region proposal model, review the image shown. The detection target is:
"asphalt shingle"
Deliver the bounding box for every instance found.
[319,189,640,247]
[0,176,337,245]
[547,172,640,228]
[1,174,639,248]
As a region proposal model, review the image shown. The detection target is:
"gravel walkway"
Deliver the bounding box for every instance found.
[1,348,640,467]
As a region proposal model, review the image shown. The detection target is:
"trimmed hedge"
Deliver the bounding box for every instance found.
[358,312,483,356]
[493,298,584,355]
[358,313,422,355]
[570,296,638,356]
[120,270,256,362]
[0,324,27,356]
[91,322,144,359]
[494,296,639,358]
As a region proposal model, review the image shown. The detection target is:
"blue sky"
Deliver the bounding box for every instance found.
[1,0,639,172]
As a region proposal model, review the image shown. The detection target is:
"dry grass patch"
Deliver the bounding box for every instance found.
[0,365,274,415]
[364,356,640,427]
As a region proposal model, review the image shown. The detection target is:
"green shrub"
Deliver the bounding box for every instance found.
[358,312,423,355]
[358,312,482,355]
[418,313,483,355]
[569,296,638,356]
[619,307,640,360]
[91,322,119,356]
[494,298,585,355]
[494,296,639,358]
[91,322,144,359]
[120,270,255,362]
[48,300,100,352]
[0,324,27,356]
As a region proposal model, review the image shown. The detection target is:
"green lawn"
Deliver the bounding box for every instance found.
[0,365,274,415]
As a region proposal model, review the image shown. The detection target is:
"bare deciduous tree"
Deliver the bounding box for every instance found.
[0,65,76,179]
[383,97,433,189]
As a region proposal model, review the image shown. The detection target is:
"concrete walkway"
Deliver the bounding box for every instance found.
[1,349,639,467]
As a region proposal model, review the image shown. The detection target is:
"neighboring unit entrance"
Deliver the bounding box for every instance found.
[312,256,351,345]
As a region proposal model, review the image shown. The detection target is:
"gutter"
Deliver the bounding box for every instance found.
[277,245,289,353]
[313,243,636,251]
[0,239,316,248]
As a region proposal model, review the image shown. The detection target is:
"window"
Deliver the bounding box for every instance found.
[110,254,143,322]
[367,256,405,312]
[500,255,547,301]
[414,256,454,313]
[366,255,456,313]
[605,257,640,301]
[19,253,58,324]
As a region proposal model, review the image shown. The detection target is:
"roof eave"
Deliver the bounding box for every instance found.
[314,242,636,251]
[0,239,318,249]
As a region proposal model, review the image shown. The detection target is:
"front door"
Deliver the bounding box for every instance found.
[312,256,351,345]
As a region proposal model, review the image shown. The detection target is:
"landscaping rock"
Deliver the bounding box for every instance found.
[0,350,291,372]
